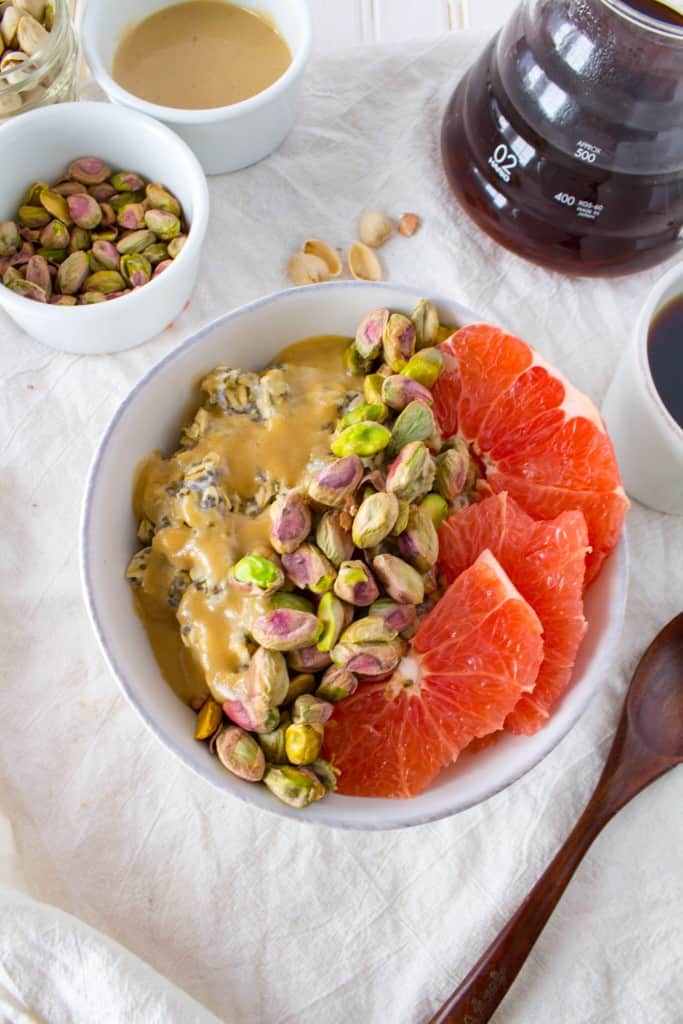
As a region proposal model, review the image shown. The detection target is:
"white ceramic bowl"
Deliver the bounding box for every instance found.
[0,102,209,355]
[81,0,312,175]
[81,282,628,830]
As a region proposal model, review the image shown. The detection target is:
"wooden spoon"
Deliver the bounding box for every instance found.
[429,612,683,1024]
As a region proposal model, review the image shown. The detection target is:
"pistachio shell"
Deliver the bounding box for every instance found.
[348,241,382,282]
[288,250,329,286]
[303,238,341,277]
[1,5,19,47]
[14,0,47,21]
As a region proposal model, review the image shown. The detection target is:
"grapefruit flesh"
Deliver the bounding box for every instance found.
[431,323,628,584]
[438,492,589,734]
[324,549,543,798]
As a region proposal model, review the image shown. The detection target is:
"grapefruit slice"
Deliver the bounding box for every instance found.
[431,323,627,584]
[323,549,543,798]
[438,492,589,734]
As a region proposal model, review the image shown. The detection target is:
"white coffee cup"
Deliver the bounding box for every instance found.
[602,261,683,515]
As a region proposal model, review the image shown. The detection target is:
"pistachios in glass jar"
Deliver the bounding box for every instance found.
[0,0,77,119]
[0,157,188,304]
[127,299,481,810]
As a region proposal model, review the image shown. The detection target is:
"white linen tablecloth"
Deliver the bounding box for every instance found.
[1,32,682,1024]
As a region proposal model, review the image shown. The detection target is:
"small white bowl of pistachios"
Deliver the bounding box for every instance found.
[0,100,209,353]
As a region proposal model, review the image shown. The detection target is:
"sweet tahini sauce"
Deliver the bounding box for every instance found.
[112,1,292,111]
[133,335,359,705]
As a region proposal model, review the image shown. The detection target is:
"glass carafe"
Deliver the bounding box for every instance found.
[441,0,683,275]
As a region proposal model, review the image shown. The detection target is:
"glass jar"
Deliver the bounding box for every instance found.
[441,0,683,276]
[0,0,78,121]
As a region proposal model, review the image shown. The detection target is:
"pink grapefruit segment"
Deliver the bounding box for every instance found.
[432,323,627,584]
[324,550,543,798]
[438,492,589,734]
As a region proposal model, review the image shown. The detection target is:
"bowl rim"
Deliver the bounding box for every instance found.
[0,101,210,318]
[80,280,629,830]
[81,0,313,125]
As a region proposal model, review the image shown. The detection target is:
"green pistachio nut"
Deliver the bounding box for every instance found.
[385,441,436,502]
[39,218,70,250]
[331,640,401,677]
[388,400,437,456]
[168,234,187,259]
[56,250,89,295]
[308,454,363,508]
[194,698,222,740]
[285,722,324,764]
[69,227,91,252]
[397,506,439,572]
[354,307,389,360]
[18,205,50,229]
[22,181,49,205]
[351,491,399,549]
[25,254,51,297]
[339,614,397,645]
[109,191,143,212]
[110,171,146,193]
[282,543,335,594]
[0,221,20,256]
[66,193,102,230]
[391,499,411,536]
[331,421,391,458]
[316,591,346,652]
[434,447,468,501]
[116,229,157,255]
[67,157,111,185]
[269,489,312,554]
[372,553,425,605]
[269,592,315,615]
[5,277,46,302]
[337,401,387,430]
[283,672,316,705]
[142,242,169,266]
[403,347,444,387]
[263,764,327,808]
[232,554,284,594]
[251,608,322,651]
[53,180,86,198]
[257,722,289,764]
[310,758,339,792]
[412,299,440,348]
[50,294,77,306]
[144,208,181,240]
[91,240,120,271]
[117,202,146,230]
[37,248,67,263]
[334,560,380,607]
[368,598,417,634]
[315,511,354,567]
[381,374,434,411]
[343,341,372,376]
[291,694,334,725]
[120,253,152,287]
[79,291,106,304]
[382,313,416,370]
[3,266,24,288]
[223,698,279,734]
[90,228,118,243]
[215,726,266,782]
[145,182,181,216]
[39,188,71,224]
[248,646,290,709]
[83,270,126,295]
[287,645,332,673]
[420,492,449,528]
[363,373,385,405]
[316,664,358,702]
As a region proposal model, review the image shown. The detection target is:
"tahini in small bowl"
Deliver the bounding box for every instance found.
[0,101,209,355]
[80,281,628,830]
[81,0,312,175]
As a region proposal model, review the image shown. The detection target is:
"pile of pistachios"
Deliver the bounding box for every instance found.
[0,156,187,305]
[188,300,482,809]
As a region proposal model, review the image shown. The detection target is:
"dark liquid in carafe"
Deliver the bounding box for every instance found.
[441,1,683,276]
[648,295,683,428]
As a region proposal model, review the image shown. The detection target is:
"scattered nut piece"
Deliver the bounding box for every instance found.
[347,241,383,282]
[303,238,342,278]
[287,251,330,287]
[398,213,420,237]
[359,210,393,248]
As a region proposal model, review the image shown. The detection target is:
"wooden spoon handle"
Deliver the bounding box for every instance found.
[427,803,606,1024]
